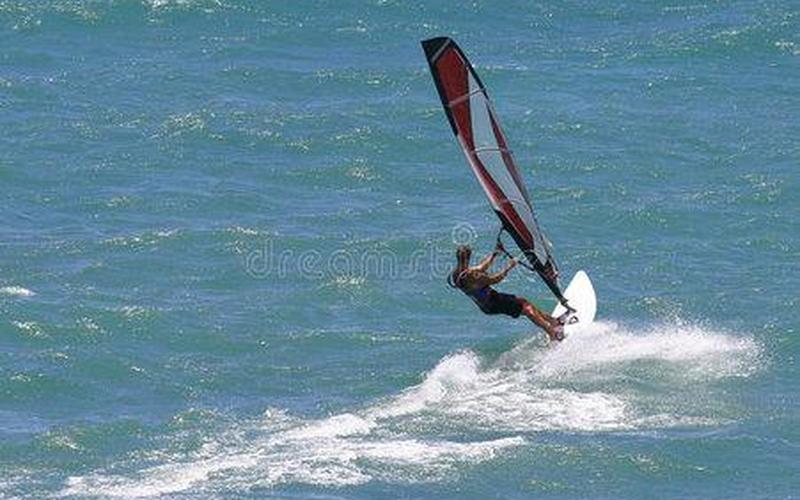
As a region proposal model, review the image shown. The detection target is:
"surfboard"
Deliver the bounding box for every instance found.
[552,270,596,335]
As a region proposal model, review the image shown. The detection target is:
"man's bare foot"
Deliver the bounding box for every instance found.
[545,317,564,341]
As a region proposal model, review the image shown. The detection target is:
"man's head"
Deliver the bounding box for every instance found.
[456,244,472,269]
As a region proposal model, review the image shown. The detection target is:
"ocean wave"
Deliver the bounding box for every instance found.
[61,319,761,496]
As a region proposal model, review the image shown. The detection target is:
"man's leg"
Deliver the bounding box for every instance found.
[517,298,563,341]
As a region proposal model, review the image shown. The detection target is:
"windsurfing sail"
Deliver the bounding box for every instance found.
[421,36,568,306]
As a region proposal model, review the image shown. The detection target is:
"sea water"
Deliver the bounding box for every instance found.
[1,1,797,498]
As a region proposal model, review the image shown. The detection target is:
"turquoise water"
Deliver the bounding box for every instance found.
[1,1,798,497]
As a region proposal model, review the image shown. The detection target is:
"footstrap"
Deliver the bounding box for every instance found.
[556,310,579,326]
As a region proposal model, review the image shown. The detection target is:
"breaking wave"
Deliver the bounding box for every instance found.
[62,320,761,496]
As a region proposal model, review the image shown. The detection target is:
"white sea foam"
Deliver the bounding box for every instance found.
[11,320,47,339]
[62,320,761,497]
[103,229,179,248]
[0,286,35,297]
[521,321,761,379]
[63,410,524,497]
[226,225,261,236]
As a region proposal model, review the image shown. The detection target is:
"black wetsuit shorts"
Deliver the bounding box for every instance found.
[466,287,523,318]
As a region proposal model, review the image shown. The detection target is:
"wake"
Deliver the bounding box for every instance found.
[62,320,762,496]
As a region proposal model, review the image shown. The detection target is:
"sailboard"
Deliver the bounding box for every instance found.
[421,36,594,321]
[552,270,596,335]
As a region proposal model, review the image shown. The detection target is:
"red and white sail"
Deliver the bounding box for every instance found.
[422,37,565,302]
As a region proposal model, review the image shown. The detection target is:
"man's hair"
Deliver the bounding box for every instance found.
[448,244,472,289]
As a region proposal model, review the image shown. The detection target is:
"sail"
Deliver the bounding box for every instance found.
[421,36,566,303]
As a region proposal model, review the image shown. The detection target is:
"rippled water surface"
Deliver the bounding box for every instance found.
[1,1,798,498]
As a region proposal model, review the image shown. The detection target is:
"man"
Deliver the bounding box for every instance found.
[449,243,564,341]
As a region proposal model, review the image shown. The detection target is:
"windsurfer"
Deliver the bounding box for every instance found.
[449,242,565,341]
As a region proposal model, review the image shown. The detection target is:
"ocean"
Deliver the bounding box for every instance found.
[1,0,797,498]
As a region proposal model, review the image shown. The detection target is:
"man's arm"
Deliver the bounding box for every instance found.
[474,249,500,272]
[485,258,518,285]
